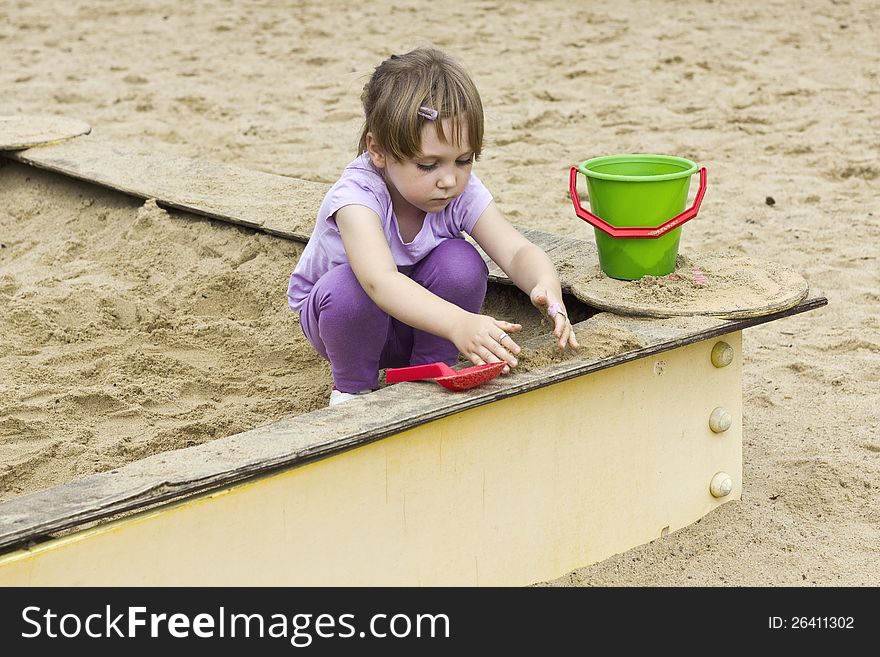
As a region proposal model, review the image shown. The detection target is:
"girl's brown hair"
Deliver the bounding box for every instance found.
[358,48,484,162]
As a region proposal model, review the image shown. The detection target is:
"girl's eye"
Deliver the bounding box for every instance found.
[416,157,472,171]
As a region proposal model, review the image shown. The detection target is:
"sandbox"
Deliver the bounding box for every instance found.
[0,134,825,585]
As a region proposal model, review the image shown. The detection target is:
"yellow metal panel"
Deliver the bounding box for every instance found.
[0,333,742,586]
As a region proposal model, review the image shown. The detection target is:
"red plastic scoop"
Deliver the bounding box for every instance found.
[385,361,505,391]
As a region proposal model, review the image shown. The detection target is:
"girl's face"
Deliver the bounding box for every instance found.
[367,118,474,216]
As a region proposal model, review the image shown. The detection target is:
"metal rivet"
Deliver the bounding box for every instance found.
[710,472,733,498]
[711,341,734,368]
[709,407,732,433]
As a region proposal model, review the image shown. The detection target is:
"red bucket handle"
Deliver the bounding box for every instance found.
[569,165,707,239]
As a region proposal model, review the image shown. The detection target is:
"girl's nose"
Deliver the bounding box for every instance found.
[437,171,456,189]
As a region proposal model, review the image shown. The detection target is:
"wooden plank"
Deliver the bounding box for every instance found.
[4,138,322,240]
[0,295,826,553]
[546,239,600,293]
[0,115,91,150]
[570,254,810,319]
[518,226,571,253]
[465,229,600,287]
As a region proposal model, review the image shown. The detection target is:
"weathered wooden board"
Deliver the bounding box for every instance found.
[570,254,810,319]
[4,138,323,239]
[0,115,91,150]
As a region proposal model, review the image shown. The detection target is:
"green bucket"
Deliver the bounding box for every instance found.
[569,154,707,280]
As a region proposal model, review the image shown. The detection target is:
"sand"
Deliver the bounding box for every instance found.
[516,314,647,373]
[0,165,330,499]
[1,0,879,586]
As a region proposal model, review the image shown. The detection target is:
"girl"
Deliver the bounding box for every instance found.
[288,48,579,405]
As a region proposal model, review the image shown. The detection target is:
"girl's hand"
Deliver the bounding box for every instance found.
[531,287,580,351]
[451,313,523,374]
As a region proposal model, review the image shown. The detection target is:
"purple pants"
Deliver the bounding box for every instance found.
[299,239,488,393]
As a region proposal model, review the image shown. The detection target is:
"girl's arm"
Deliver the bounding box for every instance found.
[469,201,579,351]
[336,204,522,372]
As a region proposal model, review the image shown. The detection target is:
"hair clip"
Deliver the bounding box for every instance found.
[418,106,438,121]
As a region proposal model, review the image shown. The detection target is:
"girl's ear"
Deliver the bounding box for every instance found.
[365,132,387,169]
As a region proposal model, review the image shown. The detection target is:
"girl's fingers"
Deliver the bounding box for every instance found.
[489,321,521,358]
[567,323,580,350]
[488,339,518,369]
[553,314,579,350]
[470,348,511,374]
[553,313,565,335]
[465,319,523,372]
[481,331,518,370]
[498,321,522,334]
[553,314,566,340]
[495,329,521,355]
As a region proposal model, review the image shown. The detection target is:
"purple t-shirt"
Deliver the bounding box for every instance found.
[287,153,493,312]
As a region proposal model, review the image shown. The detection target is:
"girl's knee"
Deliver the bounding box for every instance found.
[318,265,385,321]
[416,240,487,307]
[429,239,488,284]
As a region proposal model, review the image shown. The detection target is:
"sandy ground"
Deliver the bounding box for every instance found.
[1,0,878,585]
